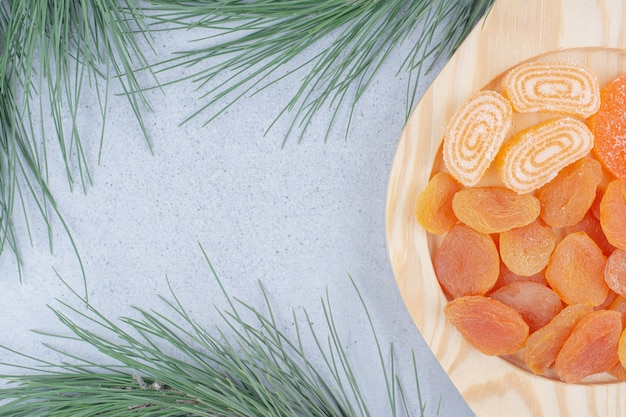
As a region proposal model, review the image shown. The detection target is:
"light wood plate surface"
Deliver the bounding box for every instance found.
[386,1,626,416]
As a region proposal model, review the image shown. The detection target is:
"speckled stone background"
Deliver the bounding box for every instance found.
[0,9,474,416]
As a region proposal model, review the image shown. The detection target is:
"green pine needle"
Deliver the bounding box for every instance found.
[0,1,496,280]
[142,0,495,144]
[0,0,158,288]
[0,252,438,416]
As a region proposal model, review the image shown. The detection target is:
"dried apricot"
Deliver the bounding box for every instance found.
[600,179,626,250]
[489,281,562,333]
[442,90,512,186]
[564,210,615,256]
[604,249,626,297]
[591,188,604,220]
[452,187,540,234]
[609,295,626,327]
[416,172,462,234]
[589,72,626,178]
[496,117,594,194]
[609,362,626,381]
[537,157,603,227]
[444,295,529,356]
[619,328,626,370]
[501,62,600,117]
[545,232,608,306]
[499,219,556,276]
[491,262,547,292]
[555,310,621,383]
[596,289,619,311]
[524,304,592,375]
[434,224,499,298]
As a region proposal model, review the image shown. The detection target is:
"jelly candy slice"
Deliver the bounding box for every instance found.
[442,90,512,187]
[502,61,600,118]
[496,117,594,194]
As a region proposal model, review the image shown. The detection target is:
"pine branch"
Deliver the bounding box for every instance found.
[142,0,496,144]
[0,0,157,287]
[0,254,437,416]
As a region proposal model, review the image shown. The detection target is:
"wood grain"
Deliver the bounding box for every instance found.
[386,1,626,416]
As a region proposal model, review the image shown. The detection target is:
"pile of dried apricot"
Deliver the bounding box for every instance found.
[416,61,626,384]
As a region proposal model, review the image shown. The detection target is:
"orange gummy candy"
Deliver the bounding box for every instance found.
[451,187,540,234]
[590,72,626,178]
[444,295,529,356]
[545,232,608,306]
[496,117,594,194]
[434,224,499,298]
[502,61,600,118]
[442,90,512,187]
[415,172,462,234]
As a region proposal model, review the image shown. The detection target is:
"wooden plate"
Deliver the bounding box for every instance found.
[386,1,626,415]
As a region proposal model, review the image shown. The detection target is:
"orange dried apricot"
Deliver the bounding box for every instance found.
[415,172,462,234]
[451,187,540,234]
[604,249,626,297]
[537,157,603,227]
[496,117,594,194]
[600,179,626,250]
[524,304,592,375]
[433,224,499,298]
[442,90,512,187]
[545,232,608,306]
[489,281,562,333]
[499,219,556,276]
[501,62,600,117]
[564,210,616,256]
[591,188,604,220]
[609,362,626,381]
[596,289,619,312]
[609,295,626,327]
[555,309,622,383]
[491,262,547,292]
[619,328,626,370]
[444,295,529,356]
[589,72,626,178]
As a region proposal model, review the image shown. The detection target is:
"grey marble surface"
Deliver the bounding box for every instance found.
[0,14,475,416]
